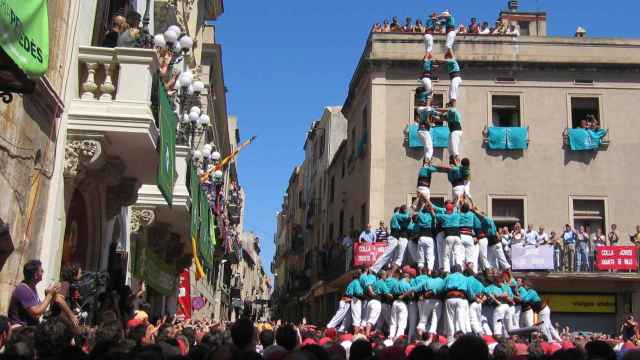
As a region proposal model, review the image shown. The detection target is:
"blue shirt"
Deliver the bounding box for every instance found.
[417,165,438,187]
[447,166,464,184]
[459,212,475,228]
[359,273,376,289]
[466,276,485,300]
[518,286,529,299]
[523,289,541,304]
[480,216,498,236]
[415,210,435,231]
[345,279,364,297]
[501,283,514,300]
[446,59,461,74]
[390,212,411,231]
[484,284,503,297]
[359,230,376,243]
[563,231,576,244]
[436,211,460,229]
[373,279,390,296]
[416,89,429,103]
[443,272,467,292]
[422,59,434,74]
[385,277,399,291]
[411,275,429,292]
[444,15,455,28]
[428,277,445,295]
[391,279,412,296]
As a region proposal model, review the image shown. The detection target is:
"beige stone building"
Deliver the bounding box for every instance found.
[275,7,640,332]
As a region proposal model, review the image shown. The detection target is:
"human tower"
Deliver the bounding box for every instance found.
[327,11,561,345]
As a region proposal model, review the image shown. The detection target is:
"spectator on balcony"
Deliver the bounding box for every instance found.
[511,223,525,248]
[506,22,521,36]
[117,11,142,48]
[479,22,491,34]
[414,19,426,33]
[576,225,590,271]
[536,226,549,245]
[608,224,620,246]
[630,225,640,245]
[375,221,389,243]
[562,224,577,272]
[390,17,401,32]
[457,25,468,35]
[402,17,414,32]
[524,224,538,246]
[382,20,391,32]
[372,23,383,33]
[468,17,480,34]
[500,227,512,259]
[102,14,126,48]
[358,225,376,243]
[548,231,563,271]
[592,228,607,248]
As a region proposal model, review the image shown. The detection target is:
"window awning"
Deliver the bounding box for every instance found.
[0,0,49,76]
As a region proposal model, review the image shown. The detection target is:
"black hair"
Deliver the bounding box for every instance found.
[260,329,275,347]
[450,335,489,360]
[34,318,74,358]
[23,259,41,282]
[276,324,299,351]
[183,326,196,346]
[461,158,470,167]
[0,315,9,334]
[408,345,434,360]
[61,263,80,282]
[350,340,372,360]
[230,318,255,349]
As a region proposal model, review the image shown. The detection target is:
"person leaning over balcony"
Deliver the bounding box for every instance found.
[576,225,590,272]
[506,22,521,36]
[414,19,426,33]
[562,224,577,272]
[510,223,525,249]
[630,225,640,245]
[479,22,491,34]
[117,11,142,47]
[102,14,126,48]
[375,221,389,243]
[382,19,391,32]
[524,224,538,247]
[608,224,620,246]
[402,17,414,32]
[468,17,480,34]
[359,224,377,243]
[390,16,401,32]
[372,23,383,33]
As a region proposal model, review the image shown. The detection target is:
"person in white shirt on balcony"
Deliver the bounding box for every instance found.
[536,226,549,245]
[510,223,525,248]
[524,224,538,246]
[359,224,377,243]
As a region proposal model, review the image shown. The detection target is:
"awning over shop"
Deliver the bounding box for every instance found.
[0,0,49,76]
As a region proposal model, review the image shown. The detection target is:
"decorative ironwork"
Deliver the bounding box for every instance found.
[0,91,12,104]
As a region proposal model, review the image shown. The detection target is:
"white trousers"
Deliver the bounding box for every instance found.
[418,129,434,161]
[408,301,419,341]
[327,300,350,329]
[446,30,457,49]
[445,297,470,339]
[417,186,431,201]
[460,234,478,272]
[539,306,562,342]
[449,76,462,101]
[488,243,511,270]
[420,77,433,97]
[492,304,510,337]
[477,237,491,270]
[442,235,462,273]
[419,236,435,271]
[351,298,362,327]
[371,236,408,273]
[512,305,522,330]
[366,299,382,326]
[390,301,408,339]
[424,34,434,53]
[417,298,442,334]
[506,305,517,332]
[469,302,486,335]
[449,130,463,159]
[522,308,534,328]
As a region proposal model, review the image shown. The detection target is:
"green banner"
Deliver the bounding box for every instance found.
[0,0,49,75]
[156,80,176,206]
[141,246,177,296]
[199,189,214,269]
[189,164,199,242]
[209,210,217,247]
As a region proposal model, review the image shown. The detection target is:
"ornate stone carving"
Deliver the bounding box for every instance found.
[64,139,103,178]
[130,207,156,233]
[106,177,141,218]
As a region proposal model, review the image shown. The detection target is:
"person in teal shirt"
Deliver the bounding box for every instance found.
[416,272,444,338]
[435,201,462,274]
[389,271,412,339]
[473,209,511,271]
[345,272,364,333]
[364,270,391,337]
[458,202,478,273]
[521,281,541,328]
[442,266,469,339]
[438,11,457,51]
[413,206,437,272]
[372,206,411,274]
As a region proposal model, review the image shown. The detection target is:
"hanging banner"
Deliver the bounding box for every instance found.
[542,294,616,314]
[156,80,177,206]
[138,246,177,296]
[353,242,387,266]
[595,246,638,271]
[511,245,554,271]
[0,0,49,75]
[177,268,191,319]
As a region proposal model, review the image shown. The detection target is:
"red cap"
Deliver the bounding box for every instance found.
[562,341,575,350]
[340,334,353,342]
[319,337,332,346]
[302,338,317,346]
[438,336,448,345]
[445,203,454,213]
[404,344,416,357]
[401,266,417,277]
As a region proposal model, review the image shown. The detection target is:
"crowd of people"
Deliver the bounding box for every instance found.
[372,13,521,36]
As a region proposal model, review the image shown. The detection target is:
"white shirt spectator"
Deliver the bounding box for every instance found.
[479,27,490,35]
[358,229,376,243]
[524,229,538,246]
[536,231,549,244]
[511,229,525,246]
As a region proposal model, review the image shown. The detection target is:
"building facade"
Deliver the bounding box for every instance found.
[275,7,640,331]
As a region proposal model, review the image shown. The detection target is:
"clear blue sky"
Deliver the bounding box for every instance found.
[215,0,639,280]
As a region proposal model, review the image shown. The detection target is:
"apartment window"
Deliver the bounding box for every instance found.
[492,95,522,127]
[518,21,530,36]
[360,202,367,229]
[350,128,356,158]
[298,191,304,209]
[571,199,606,234]
[491,198,525,230]
[319,132,325,157]
[339,209,344,236]
[330,177,335,203]
[570,97,600,128]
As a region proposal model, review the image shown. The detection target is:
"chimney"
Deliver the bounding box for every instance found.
[508,0,519,12]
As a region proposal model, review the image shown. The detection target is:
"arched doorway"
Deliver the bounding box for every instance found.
[62,190,89,269]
